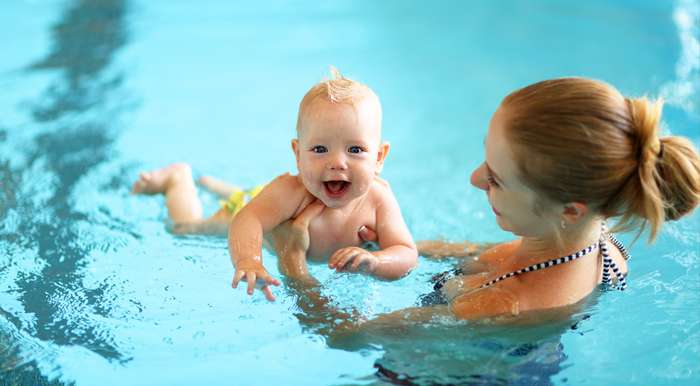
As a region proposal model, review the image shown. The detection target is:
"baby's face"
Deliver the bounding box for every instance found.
[293,96,386,208]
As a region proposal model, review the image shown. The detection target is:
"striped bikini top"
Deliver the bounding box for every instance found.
[434,223,631,292]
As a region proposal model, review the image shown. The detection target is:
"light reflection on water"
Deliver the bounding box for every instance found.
[0,0,698,385]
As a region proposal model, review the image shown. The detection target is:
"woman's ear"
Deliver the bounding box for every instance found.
[561,202,588,226]
[375,142,391,174]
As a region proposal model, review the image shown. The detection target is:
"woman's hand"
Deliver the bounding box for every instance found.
[357,225,378,245]
[270,200,325,283]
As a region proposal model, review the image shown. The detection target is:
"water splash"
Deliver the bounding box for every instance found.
[659,0,700,114]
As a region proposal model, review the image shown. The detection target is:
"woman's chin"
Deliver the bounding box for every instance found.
[494,216,512,232]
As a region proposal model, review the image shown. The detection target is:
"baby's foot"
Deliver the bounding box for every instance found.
[131,163,191,194]
[198,175,241,198]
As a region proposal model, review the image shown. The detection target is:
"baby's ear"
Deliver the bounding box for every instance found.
[291,139,301,165]
[375,142,390,174]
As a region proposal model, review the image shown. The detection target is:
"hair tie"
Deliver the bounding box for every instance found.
[650,137,662,159]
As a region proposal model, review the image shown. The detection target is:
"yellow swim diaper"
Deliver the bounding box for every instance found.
[220,184,265,215]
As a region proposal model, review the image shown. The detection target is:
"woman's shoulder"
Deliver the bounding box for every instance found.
[478,239,521,265]
[450,286,520,320]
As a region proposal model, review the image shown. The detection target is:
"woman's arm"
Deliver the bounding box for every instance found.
[417,240,499,259]
[268,199,325,285]
[357,224,498,260]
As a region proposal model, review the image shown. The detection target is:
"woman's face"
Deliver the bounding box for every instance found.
[470,107,559,237]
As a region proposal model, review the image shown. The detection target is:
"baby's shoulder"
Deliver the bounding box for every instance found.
[365,177,401,213]
[369,176,393,195]
[269,172,304,191]
[262,172,309,204]
[268,172,316,217]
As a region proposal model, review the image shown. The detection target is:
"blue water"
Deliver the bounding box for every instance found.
[1,0,699,385]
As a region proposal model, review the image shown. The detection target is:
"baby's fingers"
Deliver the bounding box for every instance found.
[262,285,276,302]
[328,248,348,269]
[259,272,281,287]
[334,249,359,271]
[246,272,257,295]
[350,254,367,271]
[232,269,246,289]
[328,249,343,268]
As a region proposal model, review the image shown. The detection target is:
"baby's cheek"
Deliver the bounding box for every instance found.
[354,171,374,192]
[300,170,316,190]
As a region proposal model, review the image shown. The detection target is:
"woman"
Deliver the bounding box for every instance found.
[280,77,700,322]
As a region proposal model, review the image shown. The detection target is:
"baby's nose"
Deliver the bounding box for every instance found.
[327,153,348,170]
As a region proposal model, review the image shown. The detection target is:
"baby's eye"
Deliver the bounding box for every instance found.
[311,145,328,153]
[348,146,365,154]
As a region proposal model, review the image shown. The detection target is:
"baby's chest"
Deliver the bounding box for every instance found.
[306,209,376,260]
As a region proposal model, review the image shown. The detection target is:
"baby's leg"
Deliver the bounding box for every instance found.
[171,208,232,235]
[133,163,234,235]
[198,175,241,198]
[132,163,204,223]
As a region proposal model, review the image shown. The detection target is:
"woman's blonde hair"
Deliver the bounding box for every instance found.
[501,78,700,242]
[296,67,378,134]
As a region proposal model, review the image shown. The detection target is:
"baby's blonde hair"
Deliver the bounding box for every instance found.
[296,67,380,134]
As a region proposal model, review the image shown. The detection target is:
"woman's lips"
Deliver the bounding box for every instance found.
[491,205,501,216]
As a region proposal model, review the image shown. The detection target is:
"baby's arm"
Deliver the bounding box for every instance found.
[228,173,309,300]
[329,181,417,280]
[368,184,418,279]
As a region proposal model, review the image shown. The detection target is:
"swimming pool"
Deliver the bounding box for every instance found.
[1,0,698,384]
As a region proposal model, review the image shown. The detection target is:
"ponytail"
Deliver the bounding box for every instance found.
[611,98,699,241]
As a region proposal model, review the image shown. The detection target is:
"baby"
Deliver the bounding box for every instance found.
[133,69,418,301]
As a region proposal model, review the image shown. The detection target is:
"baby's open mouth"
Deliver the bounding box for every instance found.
[324,180,350,198]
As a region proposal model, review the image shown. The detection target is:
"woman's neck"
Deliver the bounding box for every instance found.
[516,217,603,264]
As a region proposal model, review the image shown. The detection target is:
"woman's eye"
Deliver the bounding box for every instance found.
[487,174,500,188]
[348,146,364,154]
[312,145,328,153]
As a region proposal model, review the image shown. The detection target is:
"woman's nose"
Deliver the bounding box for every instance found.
[470,162,489,191]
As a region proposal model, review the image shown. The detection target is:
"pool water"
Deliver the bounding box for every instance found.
[1,0,699,385]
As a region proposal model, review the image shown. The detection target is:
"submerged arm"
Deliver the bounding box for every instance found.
[286,273,454,350]
[417,240,499,259]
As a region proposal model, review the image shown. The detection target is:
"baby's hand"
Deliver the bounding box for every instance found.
[328,247,379,274]
[232,257,281,301]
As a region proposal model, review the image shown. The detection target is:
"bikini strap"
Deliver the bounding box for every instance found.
[608,233,631,261]
[600,222,628,291]
[479,240,599,289]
